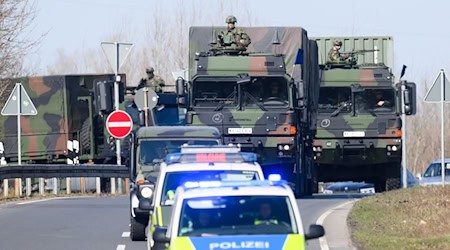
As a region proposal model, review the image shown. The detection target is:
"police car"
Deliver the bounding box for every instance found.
[145,145,265,249]
[152,177,325,250]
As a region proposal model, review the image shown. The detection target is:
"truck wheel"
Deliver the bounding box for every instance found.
[130,215,147,241]
[385,178,400,191]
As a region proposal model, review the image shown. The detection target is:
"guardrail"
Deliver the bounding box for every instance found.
[0,164,130,198]
[0,164,129,179]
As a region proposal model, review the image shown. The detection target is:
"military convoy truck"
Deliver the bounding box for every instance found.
[312,37,416,191]
[176,27,320,197]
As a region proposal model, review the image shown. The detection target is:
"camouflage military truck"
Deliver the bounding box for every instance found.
[0,74,186,165]
[175,27,320,197]
[0,74,128,164]
[312,37,416,191]
[127,126,221,241]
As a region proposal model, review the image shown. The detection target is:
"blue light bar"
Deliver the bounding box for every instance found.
[182,180,288,190]
[268,174,281,181]
[165,152,258,164]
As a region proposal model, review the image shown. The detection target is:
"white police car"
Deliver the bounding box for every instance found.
[146,145,265,250]
[152,177,325,250]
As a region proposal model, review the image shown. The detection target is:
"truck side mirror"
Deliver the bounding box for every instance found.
[95,80,113,113]
[403,82,416,115]
[176,77,186,97]
[129,132,136,181]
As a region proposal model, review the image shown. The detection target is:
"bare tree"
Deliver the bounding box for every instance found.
[0,0,40,77]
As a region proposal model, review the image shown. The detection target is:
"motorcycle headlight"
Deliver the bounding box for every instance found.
[140,187,153,198]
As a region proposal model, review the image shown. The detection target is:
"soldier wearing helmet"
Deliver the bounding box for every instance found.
[138,66,165,93]
[216,15,251,50]
[328,40,350,63]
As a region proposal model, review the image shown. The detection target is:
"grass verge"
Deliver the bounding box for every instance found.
[349,186,450,250]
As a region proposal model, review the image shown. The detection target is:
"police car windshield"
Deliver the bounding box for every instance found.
[178,196,298,236]
[138,140,219,169]
[161,171,260,206]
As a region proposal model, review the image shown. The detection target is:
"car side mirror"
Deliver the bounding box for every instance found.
[153,226,170,244]
[416,173,422,180]
[138,199,153,210]
[305,224,325,240]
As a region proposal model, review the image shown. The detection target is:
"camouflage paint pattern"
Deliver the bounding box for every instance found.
[186,26,320,195]
[314,65,403,188]
[0,74,126,163]
[136,126,221,139]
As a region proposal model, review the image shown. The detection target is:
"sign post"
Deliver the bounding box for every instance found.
[424,69,450,186]
[1,83,37,196]
[101,42,133,194]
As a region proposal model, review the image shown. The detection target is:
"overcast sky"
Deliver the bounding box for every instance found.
[28,0,450,91]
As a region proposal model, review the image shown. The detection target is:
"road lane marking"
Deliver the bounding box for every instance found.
[122,232,130,237]
[316,200,355,250]
[116,244,126,250]
[17,197,80,205]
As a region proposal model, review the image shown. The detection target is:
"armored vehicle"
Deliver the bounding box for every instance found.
[312,37,416,191]
[177,27,320,197]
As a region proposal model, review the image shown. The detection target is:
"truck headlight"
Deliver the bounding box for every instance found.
[140,187,153,198]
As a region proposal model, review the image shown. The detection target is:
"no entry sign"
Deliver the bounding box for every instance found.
[106,110,133,138]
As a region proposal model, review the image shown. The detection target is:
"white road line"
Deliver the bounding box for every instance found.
[316,200,355,250]
[122,232,130,237]
[116,244,126,250]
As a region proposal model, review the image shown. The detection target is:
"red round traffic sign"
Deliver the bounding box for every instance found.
[106,110,133,138]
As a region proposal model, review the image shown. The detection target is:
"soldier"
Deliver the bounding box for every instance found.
[217,15,251,49]
[139,67,165,93]
[328,40,350,63]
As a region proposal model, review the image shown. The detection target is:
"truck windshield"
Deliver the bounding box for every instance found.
[192,76,288,108]
[318,87,351,113]
[192,79,237,107]
[355,88,395,114]
[161,171,260,206]
[138,140,219,171]
[178,195,298,236]
[243,77,288,108]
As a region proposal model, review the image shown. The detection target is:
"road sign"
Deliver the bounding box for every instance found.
[134,88,158,111]
[106,110,133,139]
[1,83,37,116]
[101,42,133,73]
[424,69,450,103]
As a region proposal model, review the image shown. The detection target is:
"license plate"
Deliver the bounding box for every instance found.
[360,187,375,194]
[228,128,253,134]
[343,131,365,137]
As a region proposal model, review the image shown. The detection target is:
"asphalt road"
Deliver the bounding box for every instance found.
[0,195,362,250]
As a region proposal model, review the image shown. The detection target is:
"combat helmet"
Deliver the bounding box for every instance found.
[146,67,154,73]
[225,15,237,24]
[333,40,342,46]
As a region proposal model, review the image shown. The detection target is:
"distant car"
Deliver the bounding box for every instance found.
[418,159,450,186]
[323,181,375,194]
[401,168,418,188]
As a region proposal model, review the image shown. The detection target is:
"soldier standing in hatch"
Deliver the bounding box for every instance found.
[328,40,350,63]
[217,15,251,49]
[139,67,165,93]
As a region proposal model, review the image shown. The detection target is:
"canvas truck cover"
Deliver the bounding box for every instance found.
[189,26,311,80]
[312,36,393,68]
[0,74,122,161]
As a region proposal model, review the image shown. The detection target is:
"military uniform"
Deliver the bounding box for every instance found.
[216,15,251,49]
[140,67,165,93]
[328,40,349,63]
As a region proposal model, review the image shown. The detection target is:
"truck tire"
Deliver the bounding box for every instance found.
[385,177,400,191]
[80,118,91,151]
[130,215,147,241]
